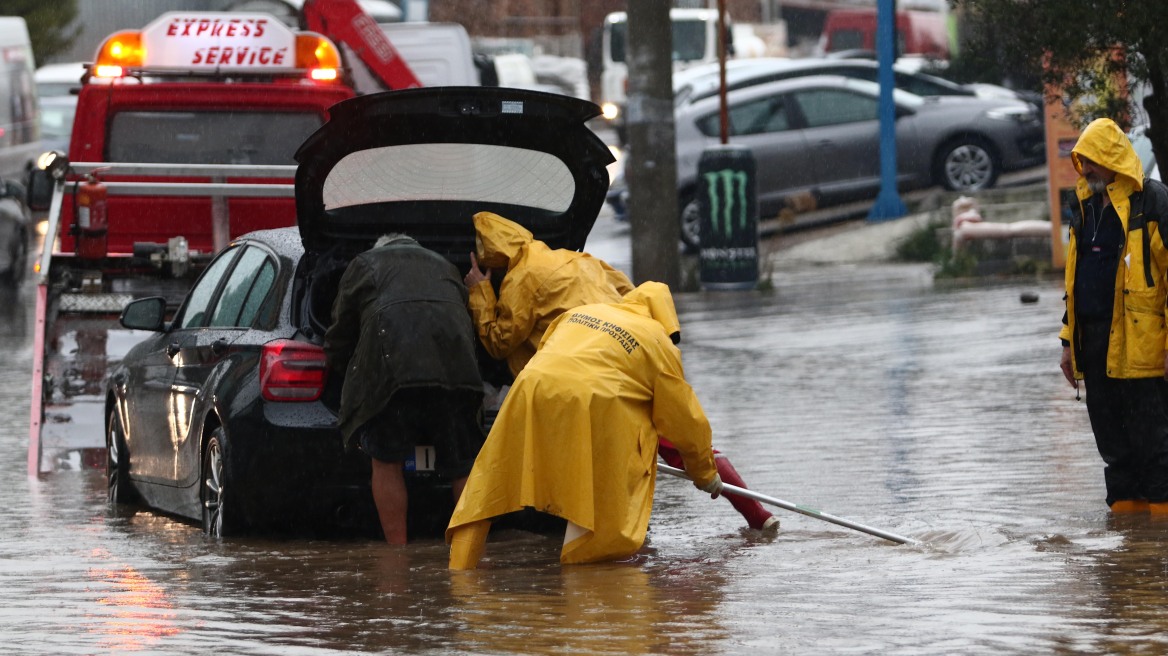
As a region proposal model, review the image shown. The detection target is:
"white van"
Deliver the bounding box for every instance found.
[0,17,40,183]
[34,61,86,98]
[343,21,478,91]
[600,9,732,129]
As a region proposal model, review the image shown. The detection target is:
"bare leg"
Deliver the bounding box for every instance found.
[370,458,408,545]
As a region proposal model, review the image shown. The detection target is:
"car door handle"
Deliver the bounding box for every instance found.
[166,340,181,358]
[211,339,229,356]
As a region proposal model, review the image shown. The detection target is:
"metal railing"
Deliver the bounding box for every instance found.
[37,162,298,283]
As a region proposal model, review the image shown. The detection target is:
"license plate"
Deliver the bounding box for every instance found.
[404,445,436,472]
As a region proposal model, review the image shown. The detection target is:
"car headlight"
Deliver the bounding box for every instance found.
[601,102,620,121]
[986,105,1037,123]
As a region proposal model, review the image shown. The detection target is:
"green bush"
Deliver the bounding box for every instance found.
[894,219,946,262]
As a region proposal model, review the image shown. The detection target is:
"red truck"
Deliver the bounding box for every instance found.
[25,5,424,476]
[819,8,950,60]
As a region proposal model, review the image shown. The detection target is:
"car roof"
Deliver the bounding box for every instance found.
[678,74,925,118]
[294,86,614,265]
[35,62,87,96]
[678,57,967,106]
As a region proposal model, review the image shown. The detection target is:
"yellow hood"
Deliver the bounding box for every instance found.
[1071,118,1145,192]
[622,281,682,344]
[473,211,533,269]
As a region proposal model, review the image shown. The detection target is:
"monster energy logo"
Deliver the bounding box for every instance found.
[704,168,749,239]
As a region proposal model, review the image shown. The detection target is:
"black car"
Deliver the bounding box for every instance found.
[0,178,30,284]
[106,87,614,537]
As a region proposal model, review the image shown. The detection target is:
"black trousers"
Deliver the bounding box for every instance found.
[1080,320,1168,504]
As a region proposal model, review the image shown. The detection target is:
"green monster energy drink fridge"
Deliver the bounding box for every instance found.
[697,145,758,290]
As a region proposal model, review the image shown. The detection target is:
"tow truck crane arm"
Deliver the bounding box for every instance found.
[300,0,423,90]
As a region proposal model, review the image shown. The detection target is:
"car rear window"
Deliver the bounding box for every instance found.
[107,110,322,165]
[321,143,575,213]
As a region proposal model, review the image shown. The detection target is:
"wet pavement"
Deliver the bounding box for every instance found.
[4,213,1168,654]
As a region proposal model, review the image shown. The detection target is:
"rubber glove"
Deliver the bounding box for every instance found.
[698,473,723,499]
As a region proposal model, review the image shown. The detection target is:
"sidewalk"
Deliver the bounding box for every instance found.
[765,211,937,268]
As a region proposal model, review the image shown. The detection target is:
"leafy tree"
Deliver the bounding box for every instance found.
[952,0,1168,175]
[9,0,79,66]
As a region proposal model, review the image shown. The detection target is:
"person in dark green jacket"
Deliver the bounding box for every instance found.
[325,233,485,544]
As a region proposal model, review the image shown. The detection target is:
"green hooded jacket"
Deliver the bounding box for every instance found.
[325,236,483,448]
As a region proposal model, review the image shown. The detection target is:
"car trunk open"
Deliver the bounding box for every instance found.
[292,86,614,361]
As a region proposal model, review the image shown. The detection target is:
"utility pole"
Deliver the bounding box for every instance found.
[625,0,678,287]
[868,0,907,221]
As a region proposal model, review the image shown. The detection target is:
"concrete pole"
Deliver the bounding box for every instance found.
[625,0,679,287]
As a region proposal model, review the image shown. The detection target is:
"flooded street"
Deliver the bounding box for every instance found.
[2,215,1166,654]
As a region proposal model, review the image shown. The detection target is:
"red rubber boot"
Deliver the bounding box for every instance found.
[658,440,777,531]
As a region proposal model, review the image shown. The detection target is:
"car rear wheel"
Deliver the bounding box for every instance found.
[936,138,999,191]
[201,428,241,538]
[0,225,26,286]
[679,191,701,253]
[106,410,138,505]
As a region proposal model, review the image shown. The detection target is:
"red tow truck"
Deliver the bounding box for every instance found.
[26,4,425,476]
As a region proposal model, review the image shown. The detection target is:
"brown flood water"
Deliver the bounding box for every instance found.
[3,254,1168,655]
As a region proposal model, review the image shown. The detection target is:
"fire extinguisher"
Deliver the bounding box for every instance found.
[76,172,109,260]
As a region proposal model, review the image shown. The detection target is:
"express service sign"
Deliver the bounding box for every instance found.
[141,12,296,72]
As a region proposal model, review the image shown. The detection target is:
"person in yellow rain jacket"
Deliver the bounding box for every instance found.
[465,210,779,532]
[465,210,635,377]
[447,282,723,568]
[1059,117,1168,514]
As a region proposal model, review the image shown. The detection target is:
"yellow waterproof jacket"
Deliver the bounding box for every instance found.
[468,211,635,377]
[1061,118,1168,379]
[446,282,718,564]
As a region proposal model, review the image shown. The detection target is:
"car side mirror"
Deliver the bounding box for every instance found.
[27,150,69,212]
[26,169,53,211]
[120,297,168,332]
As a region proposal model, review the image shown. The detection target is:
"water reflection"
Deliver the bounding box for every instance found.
[450,552,730,655]
[87,550,183,652]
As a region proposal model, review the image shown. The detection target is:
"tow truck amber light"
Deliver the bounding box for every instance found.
[260,339,327,402]
[94,31,144,77]
[296,33,341,81]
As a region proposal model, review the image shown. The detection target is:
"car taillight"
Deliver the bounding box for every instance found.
[260,339,327,402]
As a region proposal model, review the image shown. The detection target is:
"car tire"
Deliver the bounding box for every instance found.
[8,227,27,285]
[106,409,138,505]
[935,137,1000,192]
[679,190,701,253]
[0,223,26,286]
[201,428,242,538]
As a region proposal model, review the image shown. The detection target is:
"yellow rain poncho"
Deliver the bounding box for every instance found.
[446,282,719,564]
[468,211,634,378]
[1061,118,1168,378]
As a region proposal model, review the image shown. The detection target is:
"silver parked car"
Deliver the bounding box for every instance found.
[671,75,1045,249]
[673,57,1042,113]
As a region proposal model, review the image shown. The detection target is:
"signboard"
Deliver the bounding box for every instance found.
[1043,85,1081,270]
[141,13,296,72]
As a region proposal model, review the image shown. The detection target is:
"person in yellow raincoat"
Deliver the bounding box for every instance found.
[465,210,779,532]
[1059,117,1168,513]
[465,210,636,377]
[447,281,723,568]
